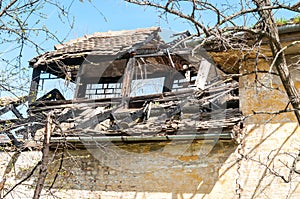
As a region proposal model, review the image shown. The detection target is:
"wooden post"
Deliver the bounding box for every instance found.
[74,65,87,99]
[121,57,135,108]
[28,68,41,104]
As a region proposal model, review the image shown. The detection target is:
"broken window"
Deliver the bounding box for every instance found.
[38,71,76,100]
[75,58,127,99]
[130,77,165,96]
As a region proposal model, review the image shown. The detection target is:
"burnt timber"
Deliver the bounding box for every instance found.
[0,27,242,149]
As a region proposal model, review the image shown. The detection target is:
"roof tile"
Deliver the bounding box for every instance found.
[30,27,162,67]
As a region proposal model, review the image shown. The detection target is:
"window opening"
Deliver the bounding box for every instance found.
[85,82,122,99]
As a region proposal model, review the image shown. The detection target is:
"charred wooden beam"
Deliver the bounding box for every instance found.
[0,105,12,116]
[11,105,23,119]
[163,71,175,92]
[28,68,41,104]
[37,89,66,101]
[1,132,23,147]
[0,104,23,119]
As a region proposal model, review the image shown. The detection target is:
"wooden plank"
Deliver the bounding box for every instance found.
[4,131,22,147]
[195,58,212,90]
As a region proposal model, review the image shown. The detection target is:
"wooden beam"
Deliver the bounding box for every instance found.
[5,131,22,147]
[161,55,174,93]
[0,105,12,116]
[121,57,135,108]
[74,65,86,99]
[50,133,235,144]
[11,105,23,119]
[28,68,41,104]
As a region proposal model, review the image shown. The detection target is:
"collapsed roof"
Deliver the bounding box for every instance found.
[29,27,169,80]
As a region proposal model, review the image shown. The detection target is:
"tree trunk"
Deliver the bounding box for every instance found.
[254,0,300,124]
[33,112,53,199]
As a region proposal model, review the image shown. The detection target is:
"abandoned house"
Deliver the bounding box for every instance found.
[0,27,242,147]
[1,24,300,198]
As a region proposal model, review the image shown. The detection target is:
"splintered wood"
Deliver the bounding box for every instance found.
[55,80,240,142]
[1,78,242,149]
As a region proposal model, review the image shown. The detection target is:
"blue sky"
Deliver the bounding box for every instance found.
[70,1,191,34]
[14,0,193,67]
[31,0,300,52]
[42,0,193,51]
[4,0,300,58]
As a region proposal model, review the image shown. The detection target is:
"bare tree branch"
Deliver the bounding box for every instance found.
[3,161,42,198]
[0,0,17,18]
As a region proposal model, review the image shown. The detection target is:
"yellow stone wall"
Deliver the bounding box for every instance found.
[239,55,300,123]
[2,123,300,199]
[1,141,238,198]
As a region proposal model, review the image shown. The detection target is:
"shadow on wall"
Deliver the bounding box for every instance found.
[40,140,237,195]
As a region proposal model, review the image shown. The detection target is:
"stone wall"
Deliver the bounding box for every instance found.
[1,140,237,198]
[239,55,300,124]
